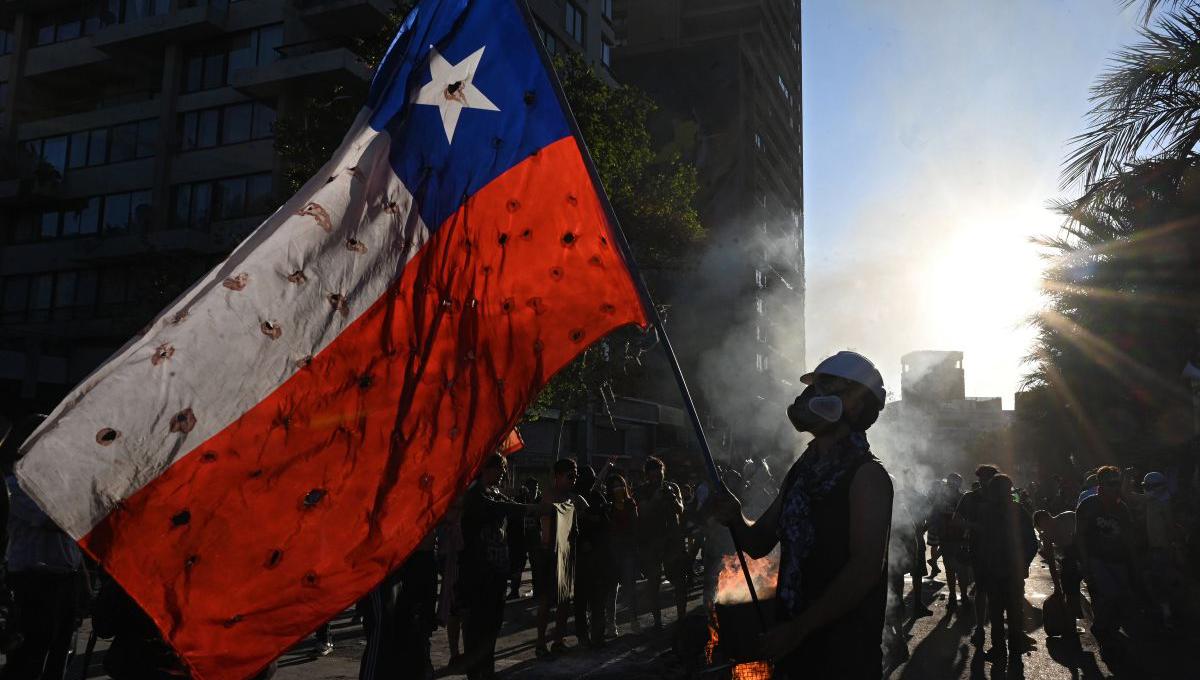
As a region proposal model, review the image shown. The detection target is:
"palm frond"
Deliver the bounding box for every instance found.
[1121,0,1196,24]
[1062,7,1200,187]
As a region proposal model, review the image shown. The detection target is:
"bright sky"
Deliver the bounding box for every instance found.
[802,0,1143,409]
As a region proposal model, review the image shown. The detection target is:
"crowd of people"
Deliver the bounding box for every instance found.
[1,347,1198,680]
[884,459,1198,671]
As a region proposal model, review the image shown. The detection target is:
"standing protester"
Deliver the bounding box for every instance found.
[1075,466,1135,663]
[604,473,639,636]
[660,482,691,626]
[437,494,466,664]
[513,478,543,600]
[635,456,679,630]
[711,351,893,679]
[1141,471,1179,629]
[571,464,604,647]
[933,474,968,612]
[954,463,1000,645]
[2,414,85,680]
[976,474,1038,662]
[358,532,437,680]
[458,454,527,679]
[535,458,584,657]
[1033,508,1081,631]
[508,478,539,600]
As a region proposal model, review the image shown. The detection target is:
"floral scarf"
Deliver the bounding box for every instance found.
[776,431,873,616]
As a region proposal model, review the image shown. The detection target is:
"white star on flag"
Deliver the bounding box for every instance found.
[413,46,500,144]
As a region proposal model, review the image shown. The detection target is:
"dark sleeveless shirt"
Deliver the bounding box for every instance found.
[775,450,888,679]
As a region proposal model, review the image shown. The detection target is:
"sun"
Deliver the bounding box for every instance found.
[921,208,1052,400]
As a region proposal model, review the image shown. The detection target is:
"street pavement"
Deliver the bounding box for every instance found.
[61,553,1196,679]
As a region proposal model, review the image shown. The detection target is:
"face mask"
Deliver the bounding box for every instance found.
[787,387,844,433]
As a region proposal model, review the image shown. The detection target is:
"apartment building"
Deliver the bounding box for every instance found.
[0,0,619,418]
[613,0,805,446]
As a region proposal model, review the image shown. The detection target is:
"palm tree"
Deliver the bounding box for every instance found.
[1028,157,1200,466]
[1062,4,1200,187]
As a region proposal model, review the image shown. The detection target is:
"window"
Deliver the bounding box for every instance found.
[41,136,69,174]
[777,75,790,101]
[565,2,585,44]
[540,23,560,56]
[25,119,157,174]
[754,269,765,288]
[601,38,612,68]
[601,0,614,21]
[28,189,150,239]
[2,269,106,322]
[754,133,763,150]
[179,101,275,151]
[182,25,285,93]
[0,30,13,55]
[31,1,168,47]
[172,172,272,229]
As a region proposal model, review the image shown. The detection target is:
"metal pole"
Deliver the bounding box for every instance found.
[512,0,768,630]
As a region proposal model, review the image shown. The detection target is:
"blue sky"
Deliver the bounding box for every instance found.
[801,0,1143,408]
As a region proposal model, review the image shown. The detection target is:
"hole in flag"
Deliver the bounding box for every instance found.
[521,229,533,240]
[296,355,313,369]
[261,321,283,340]
[506,200,520,213]
[600,236,609,247]
[266,549,283,569]
[420,473,434,490]
[329,293,348,316]
[201,451,218,463]
[346,238,367,253]
[501,298,514,313]
[185,555,199,569]
[569,329,585,343]
[561,232,576,246]
[549,267,564,281]
[96,428,120,446]
[170,309,189,325]
[600,303,616,315]
[223,615,243,628]
[249,469,263,479]
[446,80,462,95]
[170,408,196,434]
[533,340,544,354]
[589,255,603,267]
[287,270,307,284]
[222,273,249,291]
[524,90,536,106]
[151,343,174,366]
[303,488,327,508]
[358,374,374,390]
[171,509,191,527]
[566,194,578,206]
[302,571,319,587]
[498,233,509,245]
[526,297,545,315]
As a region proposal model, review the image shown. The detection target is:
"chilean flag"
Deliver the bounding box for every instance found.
[15,1,649,677]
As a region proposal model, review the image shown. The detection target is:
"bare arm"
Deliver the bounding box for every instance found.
[727,489,784,559]
[790,462,892,635]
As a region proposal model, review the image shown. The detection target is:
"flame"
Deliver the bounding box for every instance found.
[715,552,778,605]
[732,661,772,679]
[705,606,719,665]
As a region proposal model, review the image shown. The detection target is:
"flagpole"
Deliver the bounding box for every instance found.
[513,0,769,630]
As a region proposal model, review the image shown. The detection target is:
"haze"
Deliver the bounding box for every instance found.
[803,0,1142,408]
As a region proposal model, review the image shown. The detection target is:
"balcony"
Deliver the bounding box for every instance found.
[297,0,395,36]
[23,41,109,81]
[92,4,229,55]
[230,41,370,98]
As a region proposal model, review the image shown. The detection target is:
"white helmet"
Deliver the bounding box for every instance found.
[800,351,886,408]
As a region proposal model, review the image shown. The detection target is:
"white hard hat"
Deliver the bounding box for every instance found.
[800,351,886,407]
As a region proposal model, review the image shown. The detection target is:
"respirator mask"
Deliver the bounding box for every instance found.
[787,385,845,433]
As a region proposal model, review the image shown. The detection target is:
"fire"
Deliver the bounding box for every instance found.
[715,551,778,605]
[732,661,772,680]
